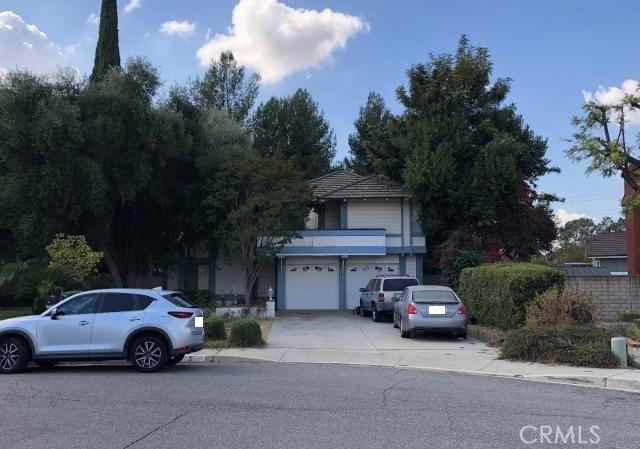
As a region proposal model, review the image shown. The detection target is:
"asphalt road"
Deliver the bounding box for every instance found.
[1,362,639,449]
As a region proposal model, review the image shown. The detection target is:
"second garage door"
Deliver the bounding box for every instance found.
[346,263,399,309]
[285,262,339,309]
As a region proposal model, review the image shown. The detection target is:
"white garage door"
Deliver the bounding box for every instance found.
[286,263,339,309]
[346,264,399,309]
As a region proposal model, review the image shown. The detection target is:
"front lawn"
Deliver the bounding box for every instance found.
[0,308,32,321]
[204,318,273,349]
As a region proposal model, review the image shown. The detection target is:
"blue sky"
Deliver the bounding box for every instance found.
[2,0,640,225]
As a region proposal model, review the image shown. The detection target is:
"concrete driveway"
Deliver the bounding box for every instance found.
[268,312,489,351]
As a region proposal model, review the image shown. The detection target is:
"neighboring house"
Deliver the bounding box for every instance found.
[585,231,628,274]
[165,170,426,311]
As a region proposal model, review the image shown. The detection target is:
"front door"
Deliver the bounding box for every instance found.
[36,293,99,357]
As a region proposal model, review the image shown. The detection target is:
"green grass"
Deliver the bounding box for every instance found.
[204,318,272,349]
[0,308,32,321]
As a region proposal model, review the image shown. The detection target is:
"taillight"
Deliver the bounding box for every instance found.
[407,303,418,315]
[458,306,468,315]
[168,311,193,319]
[378,293,385,302]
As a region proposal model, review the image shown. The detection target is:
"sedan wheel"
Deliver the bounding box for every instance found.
[0,337,29,374]
[130,336,168,373]
[400,320,411,339]
[393,315,399,328]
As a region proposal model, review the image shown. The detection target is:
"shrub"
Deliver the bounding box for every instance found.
[458,263,564,330]
[525,286,598,327]
[229,318,263,347]
[46,234,103,283]
[617,309,640,323]
[501,325,619,368]
[204,317,226,340]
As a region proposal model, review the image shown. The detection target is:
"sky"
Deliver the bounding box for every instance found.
[2,0,640,226]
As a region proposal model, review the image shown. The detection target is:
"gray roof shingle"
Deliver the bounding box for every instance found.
[309,170,405,200]
[585,232,627,258]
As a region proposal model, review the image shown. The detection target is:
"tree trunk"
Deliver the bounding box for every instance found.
[103,248,125,287]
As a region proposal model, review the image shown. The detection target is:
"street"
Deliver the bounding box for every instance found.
[1,362,639,449]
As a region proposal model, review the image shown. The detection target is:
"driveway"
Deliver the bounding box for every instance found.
[268,311,489,351]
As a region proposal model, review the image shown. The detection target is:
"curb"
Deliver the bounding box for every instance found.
[194,353,640,393]
[183,353,215,363]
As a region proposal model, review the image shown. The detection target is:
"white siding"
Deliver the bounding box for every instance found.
[216,252,246,295]
[305,210,318,230]
[347,199,402,234]
[402,199,411,246]
[405,256,417,277]
[324,201,340,229]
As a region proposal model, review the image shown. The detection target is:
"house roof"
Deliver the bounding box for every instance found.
[309,170,405,200]
[585,231,627,258]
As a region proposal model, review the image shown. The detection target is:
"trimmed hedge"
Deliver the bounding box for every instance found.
[229,318,263,347]
[204,317,226,340]
[617,309,640,323]
[458,263,564,330]
[501,325,619,368]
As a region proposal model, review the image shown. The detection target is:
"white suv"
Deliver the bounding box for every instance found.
[0,288,205,374]
[359,275,420,322]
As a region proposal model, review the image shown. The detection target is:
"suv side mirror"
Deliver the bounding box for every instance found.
[359,288,366,293]
[50,308,59,320]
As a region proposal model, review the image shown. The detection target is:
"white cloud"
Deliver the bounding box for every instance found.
[582,79,640,126]
[555,208,588,227]
[196,0,369,84]
[160,20,196,38]
[87,13,99,25]
[124,0,142,13]
[0,11,66,75]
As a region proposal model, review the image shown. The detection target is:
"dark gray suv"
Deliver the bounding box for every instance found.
[359,275,420,322]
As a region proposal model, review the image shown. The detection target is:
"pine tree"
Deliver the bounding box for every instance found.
[90,0,121,83]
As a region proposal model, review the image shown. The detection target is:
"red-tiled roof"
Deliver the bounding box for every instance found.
[585,231,627,258]
[309,170,405,200]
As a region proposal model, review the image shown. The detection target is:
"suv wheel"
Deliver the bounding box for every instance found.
[359,301,371,317]
[0,337,30,374]
[130,335,168,373]
[372,304,382,322]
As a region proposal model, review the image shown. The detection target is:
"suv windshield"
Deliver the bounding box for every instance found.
[162,293,195,308]
[412,290,459,303]
[382,278,419,291]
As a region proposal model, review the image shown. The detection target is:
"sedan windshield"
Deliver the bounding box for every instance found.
[412,290,459,303]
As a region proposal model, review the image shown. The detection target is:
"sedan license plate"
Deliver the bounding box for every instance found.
[194,316,204,328]
[428,305,446,315]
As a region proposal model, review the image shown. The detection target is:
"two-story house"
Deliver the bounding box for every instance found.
[165,170,426,311]
[274,170,426,310]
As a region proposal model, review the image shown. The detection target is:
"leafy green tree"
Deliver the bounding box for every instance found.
[193,51,260,125]
[558,217,597,248]
[90,0,121,83]
[596,216,625,233]
[398,36,558,257]
[345,92,403,179]
[46,234,103,283]
[204,155,312,302]
[252,89,336,179]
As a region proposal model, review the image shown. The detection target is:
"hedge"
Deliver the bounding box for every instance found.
[229,318,263,347]
[501,325,620,368]
[204,317,226,340]
[458,263,564,330]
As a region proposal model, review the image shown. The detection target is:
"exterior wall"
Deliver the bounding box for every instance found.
[592,257,628,273]
[347,199,402,234]
[406,255,417,277]
[566,275,640,321]
[215,252,246,296]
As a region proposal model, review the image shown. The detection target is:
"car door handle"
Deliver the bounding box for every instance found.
[78,321,91,326]
[128,317,141,322]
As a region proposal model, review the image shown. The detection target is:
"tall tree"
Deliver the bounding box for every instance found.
[204,155,311,302]
[252,89,336,179]
[399,36,558,257]
[193,51,260,125]
[90,0,121,83]
[345,92,403,180]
